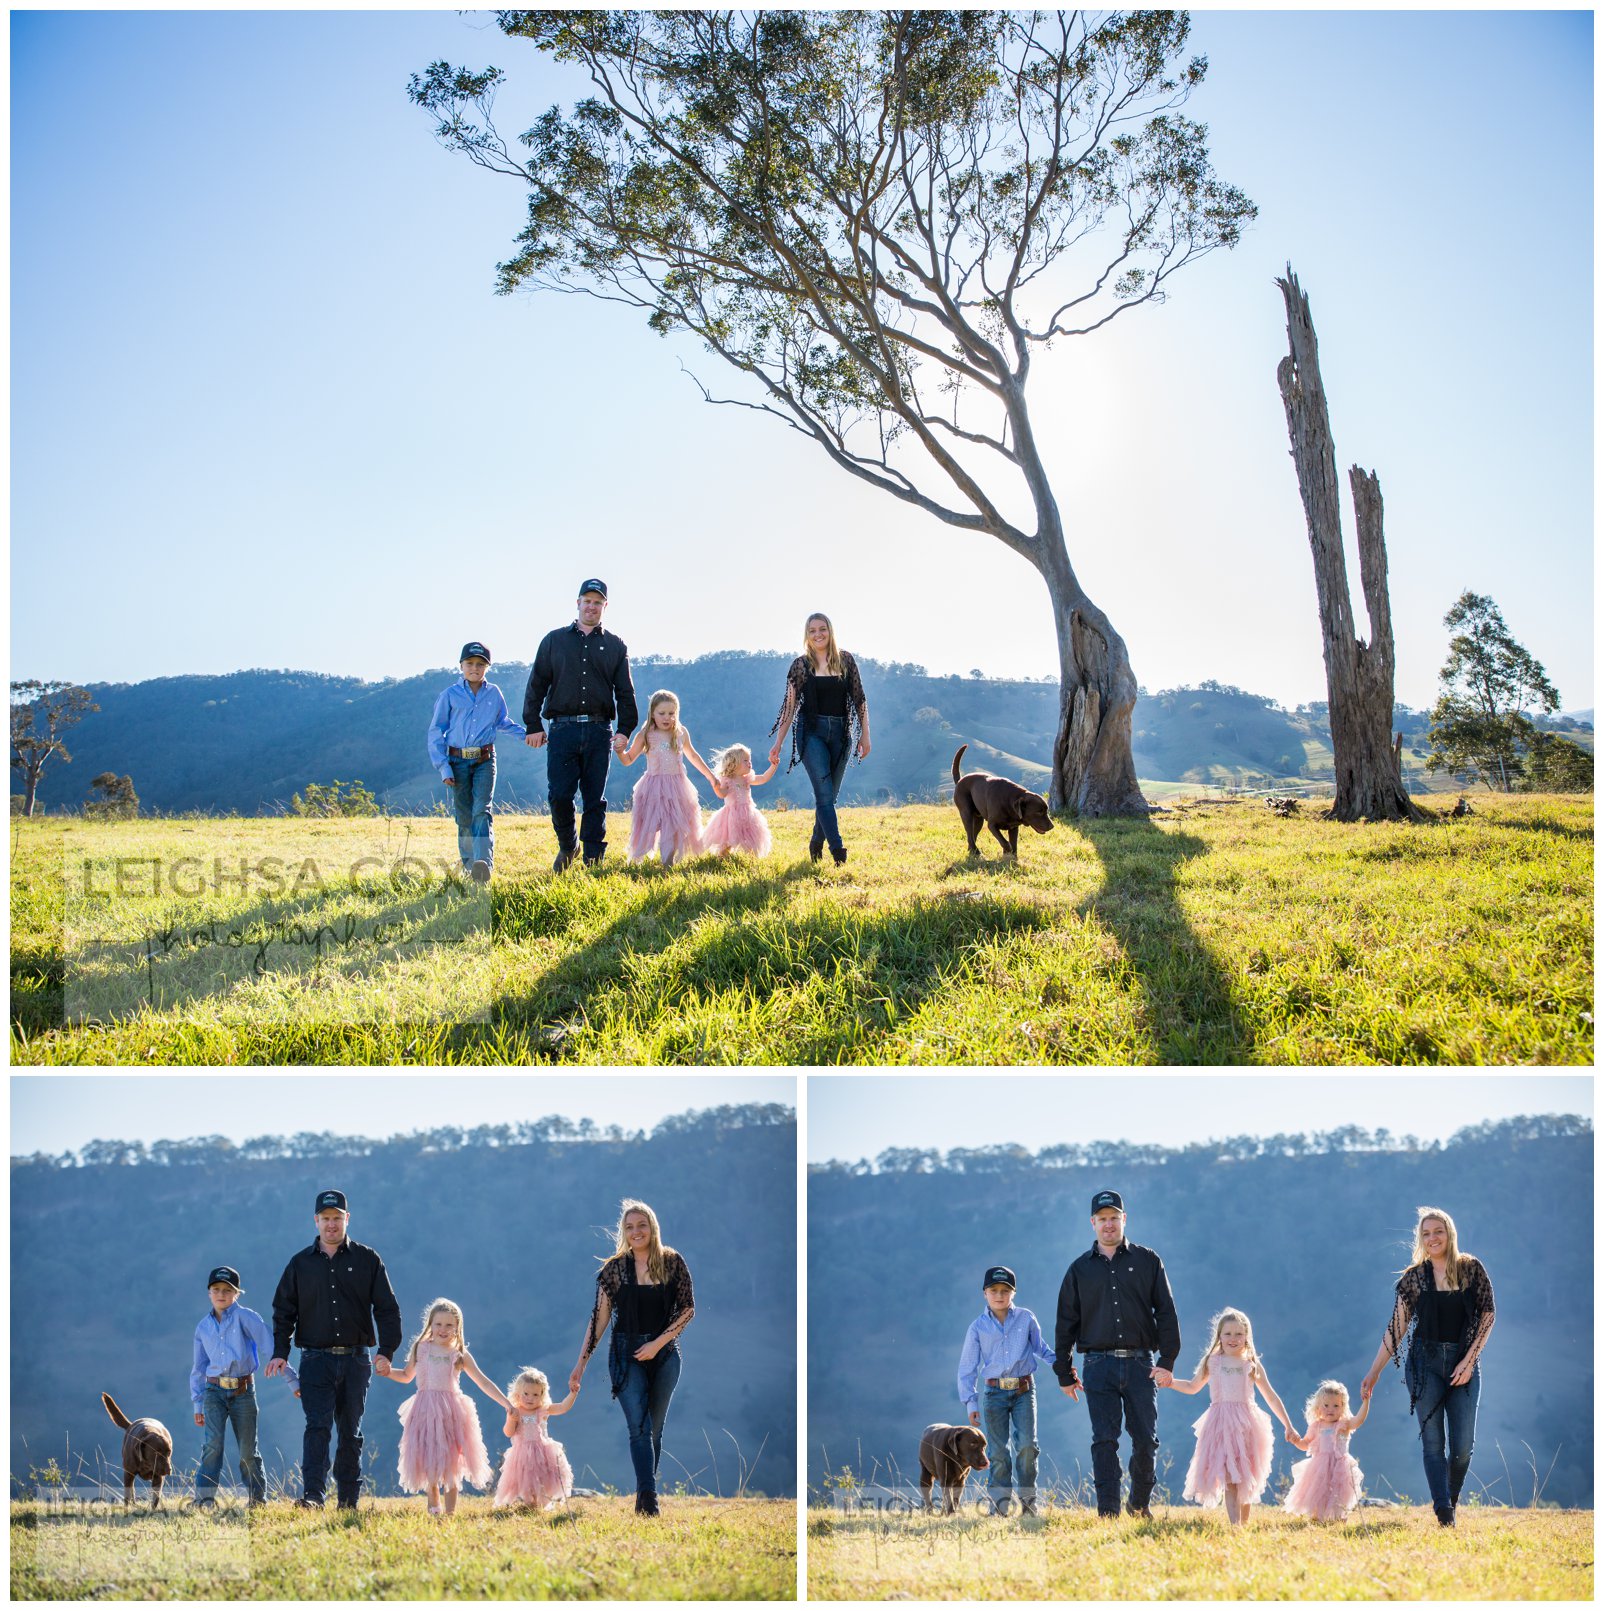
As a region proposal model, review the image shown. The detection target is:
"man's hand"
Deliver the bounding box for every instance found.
[374,1356,392,1377]
[1151,1367,1173,1388]
[1059,1383,1081,1404]
[526,732,546,749]
[265,1358,287,1378]
[613,733,628,756]
[194,1412,206,1427]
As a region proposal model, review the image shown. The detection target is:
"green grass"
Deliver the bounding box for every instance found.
[805,1504,1593,1600]
[10,1495,794,1600]
[9,794,1592,1064]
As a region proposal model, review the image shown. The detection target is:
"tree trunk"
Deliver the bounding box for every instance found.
[1276,268,1425,824]
[22,764,40,818]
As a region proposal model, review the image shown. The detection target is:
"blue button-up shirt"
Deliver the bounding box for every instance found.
[957,1303,1055,1415]
[191,1303,297,1408]
[427,678,527,780]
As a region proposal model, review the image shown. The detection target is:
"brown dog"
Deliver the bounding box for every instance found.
[102,1392,173,1508]
[952,744,1055,857]
[918,1421,989,1514]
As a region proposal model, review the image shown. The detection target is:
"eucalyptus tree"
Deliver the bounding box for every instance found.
[411,10,1255,813]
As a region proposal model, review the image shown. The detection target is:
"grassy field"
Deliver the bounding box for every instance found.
[9,793,1592,1064]
[805,1504,1593,1600]
[10,1494,794,1600]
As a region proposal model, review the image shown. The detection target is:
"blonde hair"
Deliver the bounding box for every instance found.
[406,1298,468,1368]
[1196,1306,1259,1374]
[713,743,752,780]
[803,613,845,677]
[640,690,684,753]
[1407,1206,1471,1288]
[507,1367,551,1409]
[1304,1379,1351,1423]
[602,1199,676,1286]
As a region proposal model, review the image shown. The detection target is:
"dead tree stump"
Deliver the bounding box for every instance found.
[1276,268,1427,823]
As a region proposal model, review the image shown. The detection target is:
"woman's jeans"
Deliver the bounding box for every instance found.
[801,716,851,853]
[615,1335,682,1501]
[1410,1341,1479,1516]
[980,1384,1038,1508]
[196,1382,265,1502]
[448,754,496,869]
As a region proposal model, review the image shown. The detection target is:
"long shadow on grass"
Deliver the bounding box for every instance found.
[1475,815,1594,843]
[1075,816,1251,1064]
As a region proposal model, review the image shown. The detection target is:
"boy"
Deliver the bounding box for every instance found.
[427,641,526,882]
[190,1266,298,1508]
[956,1264,1055,1516]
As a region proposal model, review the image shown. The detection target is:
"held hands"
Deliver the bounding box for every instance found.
[568,1367,584,1397]
[1150,1366,1174,1388]
[525,732,546,749]
[1359,1371,1378,1401]
[613,734,628,757]
[374,1356,392,1378]
[768,743,783,768]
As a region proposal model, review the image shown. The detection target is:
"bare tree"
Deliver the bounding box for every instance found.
[1275,270,1424,823]
[411,10,1256,813]
[11,679,99,817]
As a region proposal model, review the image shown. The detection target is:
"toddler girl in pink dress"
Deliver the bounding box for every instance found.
[702,745,778,858]
[380,1298,509,1515]
[1284,1378,1368,1520]
[1165,1306,1296,1525]
[619,690,719,866]
[494,1367,577,1510]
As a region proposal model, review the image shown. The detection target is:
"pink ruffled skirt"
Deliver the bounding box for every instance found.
[1182,1401,1275,1506]
[1284,1442,1364,1519]
[494,1431,575,1509]
[396,1388,492,1491]
[628,772,703,863]
[701,793,772,856]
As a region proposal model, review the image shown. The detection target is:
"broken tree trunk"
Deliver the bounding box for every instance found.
[1275,267,1426,823]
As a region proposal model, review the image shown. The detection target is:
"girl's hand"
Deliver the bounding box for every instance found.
[568,1367,584,1396]
[1359,1370,1378,1400]
[712,779,727,798]
[633,1339,662,1362]
[768,743,783,767]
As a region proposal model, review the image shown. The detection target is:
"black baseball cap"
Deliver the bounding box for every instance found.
[207,1266,242,1290]
[459,642,491,663]
[983,1266,1017,1290]
[577,578,608,599]
[315,1189,348,1213]
[1091,1190,1124,1214]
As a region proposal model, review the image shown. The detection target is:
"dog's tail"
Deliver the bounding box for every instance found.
[952,744,968,784]
[102,1392,132,1430]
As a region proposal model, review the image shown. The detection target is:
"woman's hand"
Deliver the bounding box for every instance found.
[633,1339,662,1362]
[568,1367,584,1396]
[768,743,783,768]
[856,736,871,761]
[1359,1369,1378,1400]
[1449,1358,1475,1388]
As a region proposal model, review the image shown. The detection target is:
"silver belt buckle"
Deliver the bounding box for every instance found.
[462,745,484,758]
[997,1375,1021,1390]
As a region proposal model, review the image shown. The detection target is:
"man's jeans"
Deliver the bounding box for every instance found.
[801,716,850,854]
[546,720,614,861]
[1082,1351,1158,1515]
[614,1335,682,1502]
[448,754,496,869]
[196,1383,265,1502]
[298,1348,372,1505]
[1409,1342,1479,1517]
[980,1385,1038,1507]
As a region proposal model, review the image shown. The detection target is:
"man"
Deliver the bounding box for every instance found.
[524,579,639,870]
[266,1190,402,1510]
[1054,1190,1180,1519]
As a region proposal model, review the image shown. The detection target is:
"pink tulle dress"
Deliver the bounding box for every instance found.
[628,732,704,864]
[702,774,772,857]
[1181,1354,1275,1507]
[494,1409,574,1510]
[396,1344,493,1492]
[1284,1425,1364,1520]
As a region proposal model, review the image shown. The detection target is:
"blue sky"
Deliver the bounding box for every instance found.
[10,1073,795,1156]
[806,1073,1592,1162]
[11,10,1593,711]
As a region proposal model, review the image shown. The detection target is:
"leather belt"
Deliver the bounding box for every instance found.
[304,1346,361,1356]
[549,714,604,724]
[448,745,493,759]
[987,1375,1032,1390]
[208,1374,252,1389]
[1083,1349,1150,1359]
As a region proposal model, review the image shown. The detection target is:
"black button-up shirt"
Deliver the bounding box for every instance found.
[1053,1238,1180,1387]
[271,1237,403,1360]
[522,623,639,735]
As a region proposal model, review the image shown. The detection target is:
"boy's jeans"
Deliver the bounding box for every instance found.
[1409,1341,1479,1518]
[1082,1351,1158,1516]
[980,1384,1038,1507]
[614,1334,682,1502]
[546,720,614,862]
[297,1348,372,1506]
[800,716,850,854]
[196,1382,265,1502]
[448,754,496,869]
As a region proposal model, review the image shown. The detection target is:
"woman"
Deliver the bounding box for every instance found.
[570,1199,695,1516]
[1358,1206,1495,1527]
[768,612,871,864]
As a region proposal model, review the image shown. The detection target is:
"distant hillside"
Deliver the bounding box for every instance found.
[15,658,1591,814]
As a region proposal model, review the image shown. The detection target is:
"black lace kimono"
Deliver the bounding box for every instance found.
[580,1251,696,1398]
[1381,1257,1496,1412]
[770,652,868,773]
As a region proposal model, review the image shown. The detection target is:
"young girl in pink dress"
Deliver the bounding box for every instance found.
[1165,1307,1296,1525]
[493,1367,578,1510]
[702,745,778,858]
[380,1298,509,1516]
[1284,1379,1368,1520]
[619,690,719,866]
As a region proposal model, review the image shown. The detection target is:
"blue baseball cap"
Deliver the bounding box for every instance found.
[460,642,491,663]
